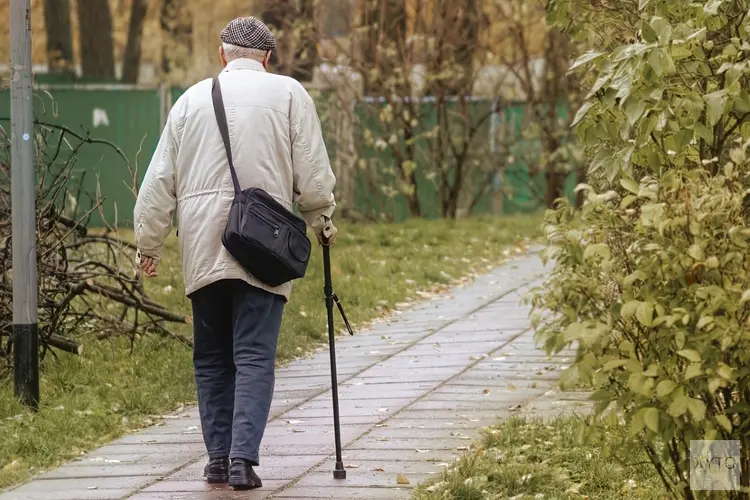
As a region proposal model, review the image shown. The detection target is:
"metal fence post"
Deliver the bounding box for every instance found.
[10,0,40,409]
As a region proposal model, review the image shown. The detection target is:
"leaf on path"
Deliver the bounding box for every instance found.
[378,408,389,412]
[287,420,305,425]
[374,467,385,472]
[416,449,432,453]
[483,388,490,395]
[344,463,359,469]
[397,473,410,485]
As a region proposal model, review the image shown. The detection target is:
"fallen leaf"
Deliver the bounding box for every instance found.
[374,467,385,472]
[483,388,490,395]
[3,460,21,472]
[508,384,517,390]
[287,420,305,424]
[377,408,389,412]
[344,463,359,469]
[396,473,410,485]
[416,449,432,453]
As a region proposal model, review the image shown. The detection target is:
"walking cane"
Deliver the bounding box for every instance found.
[322,227,353,480]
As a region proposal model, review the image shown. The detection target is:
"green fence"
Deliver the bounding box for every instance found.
[1,84,575,226]
[0,85,163,227]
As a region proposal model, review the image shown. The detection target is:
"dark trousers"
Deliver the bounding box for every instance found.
[190,279,284,465]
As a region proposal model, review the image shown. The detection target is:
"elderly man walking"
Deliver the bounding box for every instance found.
[133,17,337,490]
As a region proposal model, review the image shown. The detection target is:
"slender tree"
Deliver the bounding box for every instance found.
[160,0,193,76]
[122,0,149,83]
[359,0,407,95]
[43,0,75,76]
[291,0,318,82]
[77,0,116,80]
[261,0,295,75]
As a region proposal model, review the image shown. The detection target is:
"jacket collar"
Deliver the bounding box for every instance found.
[222,58,267,73]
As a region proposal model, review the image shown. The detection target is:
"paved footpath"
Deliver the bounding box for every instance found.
[0,251,590,500]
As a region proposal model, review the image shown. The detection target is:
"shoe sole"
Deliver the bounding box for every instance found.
[206,474,228,484]
[228,478,262,490]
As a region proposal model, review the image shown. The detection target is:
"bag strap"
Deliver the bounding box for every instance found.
[211,77,242,195]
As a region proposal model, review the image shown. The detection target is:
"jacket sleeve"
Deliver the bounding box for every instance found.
[133,101,183,262]
[290,88,337,230]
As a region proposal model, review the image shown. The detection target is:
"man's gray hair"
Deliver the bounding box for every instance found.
[222,42,268,62]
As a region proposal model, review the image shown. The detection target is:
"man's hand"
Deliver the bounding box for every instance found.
[315,218,338,246]
[139,256,159,278]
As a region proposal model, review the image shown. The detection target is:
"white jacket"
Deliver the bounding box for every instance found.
[134,58,336,300]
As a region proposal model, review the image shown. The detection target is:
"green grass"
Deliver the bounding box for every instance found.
[0,215,542,489]
[412,417,666,500]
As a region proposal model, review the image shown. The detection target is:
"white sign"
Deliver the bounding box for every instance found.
[93,108,110,128]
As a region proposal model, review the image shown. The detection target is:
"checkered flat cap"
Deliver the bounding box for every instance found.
[220,17,276,51]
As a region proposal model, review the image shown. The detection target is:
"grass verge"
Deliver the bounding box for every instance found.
[0,214,542,489]
[412,416,666,500]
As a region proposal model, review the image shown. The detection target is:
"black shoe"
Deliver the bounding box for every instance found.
[204,457,229,483]
[228,458,263,490]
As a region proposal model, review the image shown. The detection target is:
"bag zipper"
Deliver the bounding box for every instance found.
[249,209,281,237]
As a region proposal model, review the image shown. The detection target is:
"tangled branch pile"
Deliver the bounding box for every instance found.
[0,120,189,378]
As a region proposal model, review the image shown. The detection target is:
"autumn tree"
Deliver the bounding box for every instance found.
[43,0,75,76]
[122,0,149,83]
[488,0,582,209]
[160,0,193,77]
[261,0,318,82]
[358,0,407,95]
[77,0,116,80]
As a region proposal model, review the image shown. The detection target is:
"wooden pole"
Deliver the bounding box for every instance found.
[11,0,40,409]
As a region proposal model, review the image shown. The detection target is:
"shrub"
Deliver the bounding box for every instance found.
[531,0,750,498]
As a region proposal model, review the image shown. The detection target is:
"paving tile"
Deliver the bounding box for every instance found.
[384,417,497,430]
[142,480,286,492]
[130,490,272,500]
[0,489,135,500]
[338,448,461,463]
[272,486,412,498]
[295,470,430,488]
[37,461,182,480]
[10,476,155,492]
[347,436,474,451]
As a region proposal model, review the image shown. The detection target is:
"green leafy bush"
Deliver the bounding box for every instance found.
[532,0,750,498]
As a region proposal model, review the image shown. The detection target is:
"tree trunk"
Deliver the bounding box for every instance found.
[43,0,75,75]
[76,0,115,80]
[122,0,149,83]
[453,0,480,95]
[541,27,569,209]
[160,0,192,76]
[574,162,586,208]
[406,187,421,218]
[291,0,318,82]
[544,168,566,208]
[262,0,295,75]
[360,0,407,95]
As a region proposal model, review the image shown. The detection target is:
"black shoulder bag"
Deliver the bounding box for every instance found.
[211,77,312,287]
